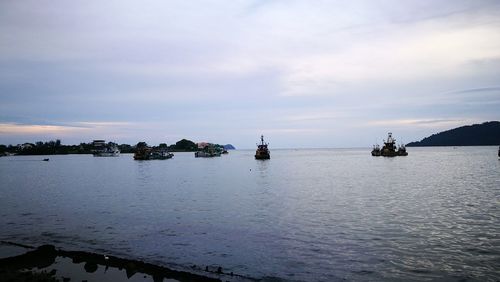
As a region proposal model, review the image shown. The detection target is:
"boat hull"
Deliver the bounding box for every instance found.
[150,153,174,160]
[255,150,270,159]
[93,152,120,157]
[255,155,270,159]
[195,151,220,158]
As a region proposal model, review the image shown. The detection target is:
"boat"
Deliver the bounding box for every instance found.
[371,144,381,156]
[150,149,174,160]
[397,144,408,156]
[255,135,270,159]
[42,158,49,161]
[195,151,215,158]
[498,146,500,157]
[92,140,120,157]
[374,133,408,157]
[134,143,174,160]
[195,145,221,158]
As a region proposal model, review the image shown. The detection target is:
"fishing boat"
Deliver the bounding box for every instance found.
[134,144,173,160]
[195,151,215,157]
[150,149,174,160]
[195,145,220,158]
[397,144,408,156]
[92,140,120,157]
[373,133,408,157]
[255,135,270,160]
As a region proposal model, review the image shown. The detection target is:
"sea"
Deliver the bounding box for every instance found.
[0,147,499,281]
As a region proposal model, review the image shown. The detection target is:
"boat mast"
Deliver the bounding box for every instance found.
[387,132,394,144]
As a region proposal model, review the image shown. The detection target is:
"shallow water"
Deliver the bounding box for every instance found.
[1,147,499,281]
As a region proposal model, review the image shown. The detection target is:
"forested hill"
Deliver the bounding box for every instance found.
[406,121,500,147]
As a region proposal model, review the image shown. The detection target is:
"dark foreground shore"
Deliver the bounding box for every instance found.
[0,242,254,282]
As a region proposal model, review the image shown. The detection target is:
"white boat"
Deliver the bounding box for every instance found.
[92,140,120,157]
[94,148,120,157]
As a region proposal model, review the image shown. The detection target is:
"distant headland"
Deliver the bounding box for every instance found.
[406,121,500,147]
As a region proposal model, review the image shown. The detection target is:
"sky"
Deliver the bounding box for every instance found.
[1,0,499,148]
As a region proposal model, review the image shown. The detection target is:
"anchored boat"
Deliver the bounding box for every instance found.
[255,135,270,160]
[397,144,408,156]
[372,133,408,157]
[134,142,174,160]
[150,149,174,160]
[371,144,381,156]
[195,145,221,158]
[92,140,120,157]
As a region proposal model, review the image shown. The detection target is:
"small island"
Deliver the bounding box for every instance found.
[223,144,236,150]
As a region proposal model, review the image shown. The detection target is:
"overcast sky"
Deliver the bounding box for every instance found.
[1,0,499,148]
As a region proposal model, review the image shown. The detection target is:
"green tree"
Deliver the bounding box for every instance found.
[174,139,197,151]
[136,142,148,148]
[118,144,133,153]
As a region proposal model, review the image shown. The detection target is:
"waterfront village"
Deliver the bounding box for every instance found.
[0,138,233,157]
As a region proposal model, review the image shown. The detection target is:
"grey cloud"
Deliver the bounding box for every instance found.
[1,0,500,147]
[448,86,500,95]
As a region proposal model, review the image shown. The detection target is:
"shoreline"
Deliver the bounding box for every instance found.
[0,241,255,282]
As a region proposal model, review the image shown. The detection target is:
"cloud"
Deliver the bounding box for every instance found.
[0,123,88,135]
[1,1,500,147]
[261,128,326,134]
[0,121,140,144]
[447,86,500,94]
[364,118,481,128]
[280,112,341,122]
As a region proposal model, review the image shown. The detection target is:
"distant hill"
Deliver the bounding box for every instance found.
[223,144,236,150]
[406,121,500,147]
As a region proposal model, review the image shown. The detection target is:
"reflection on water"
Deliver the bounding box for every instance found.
[255,159,270,187]
[1,147,499,281]
[135,160,153,187]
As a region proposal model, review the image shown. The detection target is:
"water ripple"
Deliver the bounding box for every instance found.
[0,148,499,281]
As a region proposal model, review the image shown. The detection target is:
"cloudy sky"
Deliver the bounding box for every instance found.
[1,0,499,148]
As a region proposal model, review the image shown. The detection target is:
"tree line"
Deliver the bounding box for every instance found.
[406,121,500,147]
[0,138,219,155]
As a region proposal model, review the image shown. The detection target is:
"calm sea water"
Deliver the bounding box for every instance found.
[1,147,499,281]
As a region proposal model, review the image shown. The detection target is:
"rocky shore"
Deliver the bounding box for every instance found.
[0,242,254,282]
